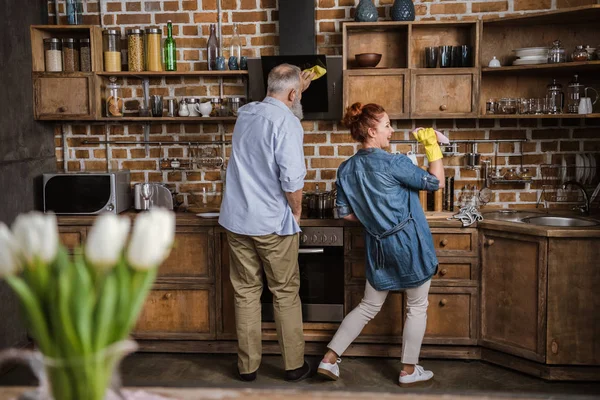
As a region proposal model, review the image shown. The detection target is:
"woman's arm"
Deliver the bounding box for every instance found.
[428,159,445,189]
[343,213,359,222]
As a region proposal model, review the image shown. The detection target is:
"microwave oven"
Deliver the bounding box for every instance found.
[42,171,132,214]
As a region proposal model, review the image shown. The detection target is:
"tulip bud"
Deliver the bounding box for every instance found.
[127,209,175,271]
[11,212,58,265]
[85,213,131,271]
[0,223,21,277]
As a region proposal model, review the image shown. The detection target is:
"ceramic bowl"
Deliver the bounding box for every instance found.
[355,53,382,68]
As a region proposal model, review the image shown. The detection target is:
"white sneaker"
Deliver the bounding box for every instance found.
[398,365,434,386]
[317,358,341,381]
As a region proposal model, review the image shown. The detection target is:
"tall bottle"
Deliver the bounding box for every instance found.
[207,24,219,71]
[229,23,242,68]
[164,20,177,71]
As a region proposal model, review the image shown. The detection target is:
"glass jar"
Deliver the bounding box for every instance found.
[497,98,517,114]
[127,28,145,72]
[210,97,225,117]
[44,38,62,72]
[105,76,124,117]
[145,27,162,71]
[547,39,566,63]
[61,38,79,72]
[504,168,518,180]
[229,97,244,116]
[571,45,588,62]
[79,38,91,72]
[103,29,122,72]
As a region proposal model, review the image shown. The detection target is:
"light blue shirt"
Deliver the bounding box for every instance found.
[219,97,306,236]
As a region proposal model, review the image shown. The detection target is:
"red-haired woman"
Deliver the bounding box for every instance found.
[317,102,445,386]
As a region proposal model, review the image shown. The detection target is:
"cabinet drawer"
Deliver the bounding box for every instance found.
[344,70,410,119]
[134,287,215,340]
[433,258,477,282]
[33,73,97,120]
[410,70,478,118]
[158,228,214,282]
[423,289,477,343]
[431,229,477,256]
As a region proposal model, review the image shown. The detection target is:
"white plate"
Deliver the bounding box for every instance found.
[561,156,567,182]
[589,154,597,183]
[576,154,584,182]
[513,47,550,58]
[512,59,548,65]
[196,212,220,218]
[517,55,548,61]
[582,154,590,184]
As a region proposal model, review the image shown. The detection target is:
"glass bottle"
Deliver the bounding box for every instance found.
[127,28,145,72]
[103,29,122,72]
[61,38,79,72]
[207,24,219,71]
[547,39,566,63]
[105,76,124,117]
[44,38,62,72]
[79,38,91,71]
[164,20,177,71]
[229,23,242,70]
[145,27,163,71]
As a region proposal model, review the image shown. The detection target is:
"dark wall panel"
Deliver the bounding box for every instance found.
[0,0,55,350]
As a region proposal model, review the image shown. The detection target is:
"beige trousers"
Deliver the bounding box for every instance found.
[226,231,305,374]
[328,279,431,365]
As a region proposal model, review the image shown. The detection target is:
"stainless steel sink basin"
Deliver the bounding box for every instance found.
[522,216,599,227]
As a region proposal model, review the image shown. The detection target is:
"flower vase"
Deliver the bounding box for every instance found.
[355,0,378,22]
[0,340,138,400]
[391,0,415,21]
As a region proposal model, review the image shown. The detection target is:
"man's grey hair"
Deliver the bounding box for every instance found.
[266,63,302,95]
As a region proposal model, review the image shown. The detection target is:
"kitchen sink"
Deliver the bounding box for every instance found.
[522,216,600,227]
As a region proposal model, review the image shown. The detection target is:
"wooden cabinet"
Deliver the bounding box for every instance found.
[342,21,479,119]
[424,288,477,344]
[158,227,214,282]
[58,226,86,254]
[33,73,100,120]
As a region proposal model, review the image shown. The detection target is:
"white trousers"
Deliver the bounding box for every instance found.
[328,279,431,365]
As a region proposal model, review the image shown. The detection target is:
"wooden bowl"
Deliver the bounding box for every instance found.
[355,53,382,68]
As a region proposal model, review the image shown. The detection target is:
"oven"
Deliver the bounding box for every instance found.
[261,227,345,322]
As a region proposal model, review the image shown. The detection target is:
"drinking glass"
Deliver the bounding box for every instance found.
[530,98,547,115]
[460,45,473,67]
[439,45,453,68]
[425,47,438,68]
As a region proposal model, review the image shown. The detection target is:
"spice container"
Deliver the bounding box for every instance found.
[61,38,79,72]
[211,97,226,117]
[497,98,517,114]
[103,29,121,72]
[229,97,244,116]
[145,27,162,71]
[127,28,145,72]
[571,45,588,62]
[547,40,566,63]
[105,76,124,117]
[44,38,62,72]
[79,38,91,72]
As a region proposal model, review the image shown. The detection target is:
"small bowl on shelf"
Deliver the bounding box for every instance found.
[355,53,382,68]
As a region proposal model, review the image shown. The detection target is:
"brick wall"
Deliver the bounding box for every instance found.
[47,0,600,210]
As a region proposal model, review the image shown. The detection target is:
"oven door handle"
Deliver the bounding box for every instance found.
[298,248,325,254]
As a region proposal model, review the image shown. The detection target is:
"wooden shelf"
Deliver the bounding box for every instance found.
[96,71,248,77]
[482,61,600,74]
[478,114,599,119]
[483,5,600,26]
[100,117,237,123]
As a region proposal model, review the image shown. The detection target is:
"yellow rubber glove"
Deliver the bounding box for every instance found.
[412,127,443,162]
[303,65,327,80]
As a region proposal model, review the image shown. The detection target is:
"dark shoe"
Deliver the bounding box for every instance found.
[237,369,257,382]
[284,361,311,382]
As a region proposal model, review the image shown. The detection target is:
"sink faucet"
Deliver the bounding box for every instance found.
[562,181,590,215]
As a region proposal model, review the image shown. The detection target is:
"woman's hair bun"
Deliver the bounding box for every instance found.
[342,102,363,128]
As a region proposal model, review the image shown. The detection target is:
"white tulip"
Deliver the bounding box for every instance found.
[85,213,131,271]
[127,209,175,271]
[11,212,58,265]
[0,222,21,277]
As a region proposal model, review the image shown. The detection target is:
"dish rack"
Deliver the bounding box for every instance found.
[538,163,599,208]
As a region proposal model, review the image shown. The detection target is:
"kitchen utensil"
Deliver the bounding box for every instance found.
[355,53,382,68]
[134,183,174,211]
[589,154,596,182]
[167,98,176,117]
[151,95,163,117]
[590,180,600,204]
[578,97,593,114]
[513,47,549,58]
[546,79,564,114]
[582,154,591,184]
[576,154,584,182]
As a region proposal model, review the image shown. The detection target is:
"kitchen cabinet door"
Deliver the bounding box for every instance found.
[410,69,478,118]
[58,226,86,254]
[423,287,477,345]
[480,230,547,362]
[158,227,214,283]
[33,73,99,120]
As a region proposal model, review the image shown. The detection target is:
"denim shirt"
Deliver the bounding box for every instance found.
[336,148,440,291]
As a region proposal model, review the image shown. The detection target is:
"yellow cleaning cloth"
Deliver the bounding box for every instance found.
[303,65,327,80]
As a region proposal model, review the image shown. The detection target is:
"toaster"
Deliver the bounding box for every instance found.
[133,183,174,211]
[43,171,132,214]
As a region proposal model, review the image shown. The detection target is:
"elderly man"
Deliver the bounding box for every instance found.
[219,64,314,382]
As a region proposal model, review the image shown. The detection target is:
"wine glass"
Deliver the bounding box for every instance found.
[140,183,154,210]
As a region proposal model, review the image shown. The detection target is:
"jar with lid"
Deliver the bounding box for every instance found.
[105,76,124,117]
[79,38,91,71]
[547,39,566,63]
[44,38,62,72]
[571,45,588,62]
[61,38,79,72]
[103,29,122,72]
[145,27,162,71]
[229,97,245,116]
[127,28,145,72]
[210,97,225,117]
[497,98,517,114]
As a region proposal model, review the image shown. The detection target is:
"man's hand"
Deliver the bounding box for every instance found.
[293,212,301,224]
[300,70,315,92]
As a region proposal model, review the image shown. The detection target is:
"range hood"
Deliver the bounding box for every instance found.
[247,0,342,120]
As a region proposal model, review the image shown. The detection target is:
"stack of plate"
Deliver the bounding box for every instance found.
[512,47,549,65]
